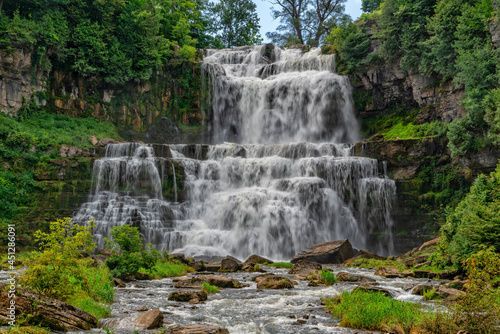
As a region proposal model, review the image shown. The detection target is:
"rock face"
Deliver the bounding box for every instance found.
[351,20,466,123]
[291,240,354,264]
[165,325,230,334]
[135,309,163,329]
[0,283,97,331]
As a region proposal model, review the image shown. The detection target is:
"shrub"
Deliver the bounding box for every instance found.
[267,262,293,268]
[146,260,192,279]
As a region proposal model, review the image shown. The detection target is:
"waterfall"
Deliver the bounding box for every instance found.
[74,45,397,259]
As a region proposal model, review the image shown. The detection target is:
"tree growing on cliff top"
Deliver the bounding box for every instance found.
[266,0,347,46]
[206,0,262,48]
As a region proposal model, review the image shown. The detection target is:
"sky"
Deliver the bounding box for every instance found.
[254,0,363,43]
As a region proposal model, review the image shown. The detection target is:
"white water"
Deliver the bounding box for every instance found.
[74,45,397,258]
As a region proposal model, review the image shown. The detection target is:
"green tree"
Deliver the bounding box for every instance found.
[361,0,381,13]
[207,0,262,48]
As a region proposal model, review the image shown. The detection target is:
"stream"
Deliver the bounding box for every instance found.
[69,265,439,334]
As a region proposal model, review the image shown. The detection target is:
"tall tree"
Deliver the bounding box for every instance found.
[267,0,346,46]
[207,0,262,48]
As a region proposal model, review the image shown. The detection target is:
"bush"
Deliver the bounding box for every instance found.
[146,260,192,279]
[20,218,113,319]
[267,262,293,268]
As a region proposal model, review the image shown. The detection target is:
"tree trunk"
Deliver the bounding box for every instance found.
[0,0,4,13]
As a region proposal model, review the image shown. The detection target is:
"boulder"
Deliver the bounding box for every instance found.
[169,253,188,264]
[220,257,242,272]
[0,283,98,331]
[165,325,230,334]
[88,136,98,145]
[291,240,354,264]
[412,284,434,295]
[244,255,273,266]
[112,277,126,288]
[444,280,466,291]
[413,270,431,278]
[252,274,276,284]
[205,262,221,272]
[192,260,206,272]
[174,276,242,289]
[135,309,163,329]
[439,269,459,280]
[436,286,466,301]
[168,291,208,303]
[374,267,403,278]
[335,271,376,283]
[288,260,322,278]
[256,276,294,289]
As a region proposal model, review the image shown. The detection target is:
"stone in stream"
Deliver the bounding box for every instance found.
[192,260,206,272]
[335,271,376,283]
[288,260,322,279]
[256,276,294,289]
[412,284,434,295]
[205,262,222,272]
[291,240,354,264]
[174,275,242,289]
[244,255,273,266]
[0,283,98,331]
[135,309,163,329]
[436,286,466,301]
[168,291,208,303]
[165,325,230,334]
[220,256,242,272]
[374,267,403,278]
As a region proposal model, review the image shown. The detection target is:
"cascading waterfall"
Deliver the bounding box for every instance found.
[74,45,397,258]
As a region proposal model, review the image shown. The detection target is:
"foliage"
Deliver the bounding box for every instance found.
[362,0,382,13]
[20,218,113,319]
[201,281,220,294]
[350,257,405,270]
[267,262,293,268]
[441,165,500,266]
[105,224,167,278]
[423,288,441,301]
[325,18,371,73]
[267,0,347,46]
[1,0,204,83]
[0,327,51,334]
[325,290,425,332]
[206,0,262,48]
[0,170,38,222]
[320,269,337,285]
[142,259,193,279]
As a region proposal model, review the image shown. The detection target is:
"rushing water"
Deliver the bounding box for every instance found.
[74,45,398,258]
[68,266,437,334]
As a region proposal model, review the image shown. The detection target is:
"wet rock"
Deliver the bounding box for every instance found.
[256,276,294,289]
[192,260,206,272]
[169,253,188,264]
[335,271,376,283]
[244,255,273,266]
[165,325,229,334]
[374,267,402,278]
[412,284,433,295]
[401,270,415,278]
[354,285,393,297]
[174,276,242,289]
[436,286,466,301]
[220,256,242,272]
[135,309,163,329]
[252,273,276,284]
[413,270,431,278]
[134,306,149,312]
[291,240,354,264]
[168,291,208,303]
[205,262,221,272]
[344,249,386,265]
[288,260,322,279]
[112,277,126,288]
[0,283,98,331]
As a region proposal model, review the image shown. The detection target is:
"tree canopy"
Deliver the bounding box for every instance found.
[266,0,347,46]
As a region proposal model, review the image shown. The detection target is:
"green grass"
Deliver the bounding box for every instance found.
[360,107,448,140]
[68,295,112,319]
[201,282,220,294]
[351,258,406,271]
[0,326,51,334]
[326,290,426,332]
[423,289,442,301]
[320,269,338,285]
[0,113,121,149]
[144,260,193,279]
[267,262,293,268]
